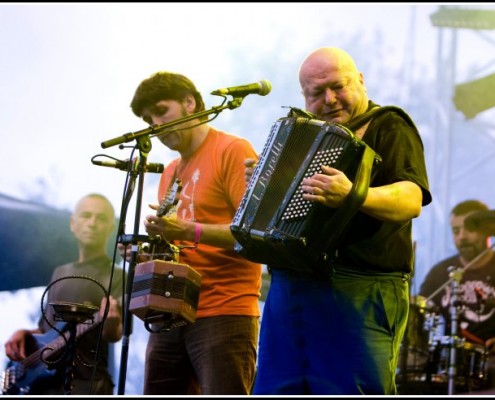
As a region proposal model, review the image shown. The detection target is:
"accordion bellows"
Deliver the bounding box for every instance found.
[130,260,202,329]
[230,116,382,275]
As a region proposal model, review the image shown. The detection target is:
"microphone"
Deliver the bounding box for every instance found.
[92,159,164,173]
[211,79,272,97]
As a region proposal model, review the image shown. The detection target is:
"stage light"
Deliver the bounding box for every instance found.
[430,7,495,30]
[453,73,495,119]
[430,7,495,118]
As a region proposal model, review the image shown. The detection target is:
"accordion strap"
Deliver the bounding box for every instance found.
[346,105,418,133]
[307,140,377,264]
[345,105,381,131]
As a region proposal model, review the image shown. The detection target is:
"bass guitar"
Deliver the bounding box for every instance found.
[2,310,101,395]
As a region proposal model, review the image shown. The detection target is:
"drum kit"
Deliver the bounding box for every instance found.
[397,211,495,394]
[396,294,488,395]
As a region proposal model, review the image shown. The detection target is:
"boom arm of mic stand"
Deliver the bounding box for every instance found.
[101,100,242,149]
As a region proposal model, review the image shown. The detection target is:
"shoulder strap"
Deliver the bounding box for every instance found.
[344,105,381,131]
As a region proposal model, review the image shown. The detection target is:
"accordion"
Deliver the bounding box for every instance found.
[129,260,202,331]
[230,115,382,274]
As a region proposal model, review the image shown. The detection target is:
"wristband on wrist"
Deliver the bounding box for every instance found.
[194,223,201,247]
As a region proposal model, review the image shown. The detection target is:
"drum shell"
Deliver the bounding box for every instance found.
[398,296,438,372]
[430,341,488,392]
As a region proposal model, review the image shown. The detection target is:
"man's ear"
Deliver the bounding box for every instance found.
[184,93,196,113]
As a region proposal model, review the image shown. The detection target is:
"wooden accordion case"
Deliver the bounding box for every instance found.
[230,113,382,274]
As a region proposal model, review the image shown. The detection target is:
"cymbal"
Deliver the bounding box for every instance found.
[410,295,438,312]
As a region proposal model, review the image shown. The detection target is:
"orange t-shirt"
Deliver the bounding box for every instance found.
[158,126,262,318]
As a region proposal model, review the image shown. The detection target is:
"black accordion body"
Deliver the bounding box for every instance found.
[230,115,382,274]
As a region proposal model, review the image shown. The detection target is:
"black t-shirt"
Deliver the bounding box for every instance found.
[335,101,432,274]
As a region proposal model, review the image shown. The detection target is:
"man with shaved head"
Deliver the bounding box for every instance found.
[4,193,123,395]
[246,47,432,394]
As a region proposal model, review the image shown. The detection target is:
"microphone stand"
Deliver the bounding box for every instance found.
[115,135,151,396]
[99,96,244,395]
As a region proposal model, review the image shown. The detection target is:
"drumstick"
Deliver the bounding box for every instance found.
[460,328,485,345]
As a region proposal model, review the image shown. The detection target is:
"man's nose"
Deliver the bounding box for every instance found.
[150,116,163,126]
[324,88,337,104]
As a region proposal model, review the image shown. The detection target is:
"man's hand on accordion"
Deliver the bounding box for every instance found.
[301,165,353,208]
[244,157,258,185]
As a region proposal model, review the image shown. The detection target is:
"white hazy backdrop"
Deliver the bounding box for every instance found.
[1,3,495,395]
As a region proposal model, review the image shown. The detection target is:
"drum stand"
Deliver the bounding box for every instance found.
[446,266,463,395]
[424,266,464,395]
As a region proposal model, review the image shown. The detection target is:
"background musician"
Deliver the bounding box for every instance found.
[418,199,495,393]
[3,193,123,395]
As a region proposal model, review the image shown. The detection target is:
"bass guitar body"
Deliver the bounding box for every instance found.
[2,323,66,395]
[2,309,101,395]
